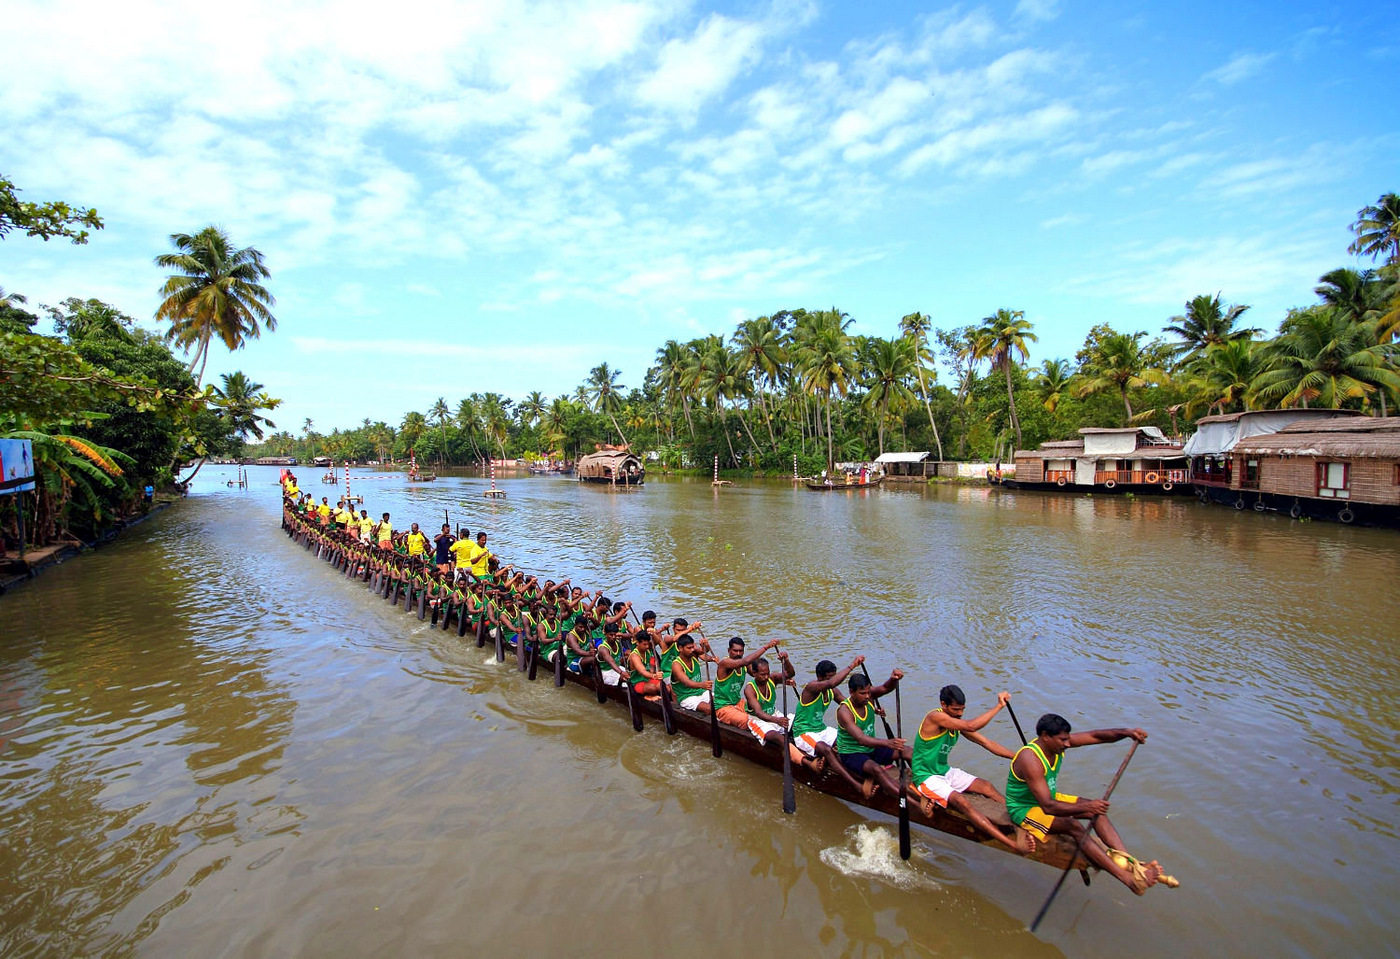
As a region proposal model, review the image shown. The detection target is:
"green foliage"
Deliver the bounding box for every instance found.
[0,175,103,244]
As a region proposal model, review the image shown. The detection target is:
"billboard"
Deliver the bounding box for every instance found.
[0,439,36,495]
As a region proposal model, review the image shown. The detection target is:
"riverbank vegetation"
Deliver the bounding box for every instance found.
[255,193,1399,473]
[2,178,280,551]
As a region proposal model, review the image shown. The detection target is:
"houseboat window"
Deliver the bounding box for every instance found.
[1316,462,1350,499]
[1245,459,1260,483]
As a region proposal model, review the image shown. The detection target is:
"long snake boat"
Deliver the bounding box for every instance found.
[280,513,1100,877]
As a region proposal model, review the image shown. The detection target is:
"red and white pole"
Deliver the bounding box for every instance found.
[713,455,718,483]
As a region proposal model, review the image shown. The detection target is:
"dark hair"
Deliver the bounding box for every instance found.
[939,684,966,706]
[642,610,656,621]
[673,617,688,628]
[728,636,745,650]
[677,633,696,648]
[604,622,619,634]
[815,659,837,679]
[754,657,770,670]
[849,673,871,692]
[1036,713,1072,737]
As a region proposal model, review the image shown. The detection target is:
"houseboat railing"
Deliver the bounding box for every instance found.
[1093,468,1189,485]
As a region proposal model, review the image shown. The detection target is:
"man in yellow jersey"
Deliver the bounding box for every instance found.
[1007,714,1161,893]
[468,531,492,580]
[405,523,429,560]
[317,497,332,526]
[909,685,1032,853]
[357,509,375,543]
[376,512,394,549]
[448,527,474,580]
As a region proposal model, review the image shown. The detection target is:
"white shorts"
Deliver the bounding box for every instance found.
[913,767,978,806]
[745,716,786,742]
[601,669,624,687]
[677,690,711,710]
[793,726,838,757]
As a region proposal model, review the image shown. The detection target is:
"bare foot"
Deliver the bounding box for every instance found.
[918,795,935,818]
[1012,827,1037,855]
[861,778,878,800]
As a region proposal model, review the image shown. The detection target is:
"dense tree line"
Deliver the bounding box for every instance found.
[2,180,280,547]
[261,194,1399,474]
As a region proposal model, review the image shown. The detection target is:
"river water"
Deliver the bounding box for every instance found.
[2,466,1397,957]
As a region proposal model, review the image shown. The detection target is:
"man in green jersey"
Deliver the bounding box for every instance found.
[791,657,869,791]
[713,637,781,731]
[835,671,907,799]
[910,685,1032,853]
[1007,713,1161,893]
[739,653,820,769]
[669,633,715,710]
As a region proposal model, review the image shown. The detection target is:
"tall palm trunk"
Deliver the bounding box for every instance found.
[1121,386,1134,421]
[608,411,630,448]
[1003,361,1022,451]
[825,392,835,469]
[915,366,944,460]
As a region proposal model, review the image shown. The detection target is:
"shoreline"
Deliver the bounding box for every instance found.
[0,498,179,596]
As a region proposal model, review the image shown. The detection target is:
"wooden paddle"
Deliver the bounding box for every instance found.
[1006,699,1028,745]
[895,683,911,860]
[703,658,722,758]
[780,652,795,814]
[417,587,428,620]
[494,622,505,663]
[431,596,441,626]
[1029,740,1141,932]
[554,644,566,687]
[860,664,910,859]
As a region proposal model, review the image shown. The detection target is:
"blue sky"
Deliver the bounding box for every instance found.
[4,0,1396,432]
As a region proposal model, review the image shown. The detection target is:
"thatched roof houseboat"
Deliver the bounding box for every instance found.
[1189,414,1400,524]
[577,449,645,486]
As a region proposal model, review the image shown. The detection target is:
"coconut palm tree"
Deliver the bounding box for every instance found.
[898,311,944,460]
[1163,293,1258,363]
[586,362,629,447]
[455,397,485,465]
[1252,306,1400,410]
[1184,339,1264,415]
[733,316,786,454]
[154,226,277,385]
[400,410,427,457]
[860,336,916,455]
[1034,358,1072,413]
[972,309,1037,450]
[428,397,451,467]
[1349,193,1400,265]
[694,339,758,466]
[792,311,858,469]
[480,393,512,460]
[519,391,546,429]
[215,371,281,446]
[654,340,695,441]
[1076,330,1170,421]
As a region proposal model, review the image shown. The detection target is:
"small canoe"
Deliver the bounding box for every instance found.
[805,476,883,490]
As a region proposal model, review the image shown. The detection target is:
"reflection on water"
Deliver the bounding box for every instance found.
[1,466,1397,957]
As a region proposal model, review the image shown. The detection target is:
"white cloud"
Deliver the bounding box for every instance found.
[634,14,766,118]
[1015,0,1060,23]
[1203,52,1276,86]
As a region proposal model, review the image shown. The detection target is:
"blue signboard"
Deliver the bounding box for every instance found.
[0,439,36,494]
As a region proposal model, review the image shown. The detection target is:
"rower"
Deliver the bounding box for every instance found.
[376,512,393,550]
[405,523,429,562]
[910,686,1032,852]
[433,524,456,575]
[1007,714,1162,893]
[535,604,567,666]
[712,637,781,732]
[658,616,702,681]
[834,670,907,799]
[595,622,628,686]
[625,631,664,696]
[790,657,868,791]
[669,633,715,710]
[740,652,817,764]
[564,612,599,674]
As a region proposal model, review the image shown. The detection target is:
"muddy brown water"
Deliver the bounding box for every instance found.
[2,466,1397,957]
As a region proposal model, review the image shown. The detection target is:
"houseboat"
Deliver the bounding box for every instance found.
[1185,411,1398,524]
[577,449,645,486]
[1008,427,1188,493]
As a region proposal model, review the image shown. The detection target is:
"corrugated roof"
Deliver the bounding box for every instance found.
[874,451,930,463]
[1195,409,1366,425]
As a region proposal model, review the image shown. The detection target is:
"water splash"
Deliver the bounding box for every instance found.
[818,824,942,891]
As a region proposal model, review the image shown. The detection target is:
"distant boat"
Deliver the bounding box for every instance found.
[805,475,882,491]
[577,450,644,486]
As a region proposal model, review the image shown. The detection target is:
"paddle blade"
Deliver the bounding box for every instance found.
[710,709,722,757]
[595,665,607,703]
[528,645,538,681]
[495,630,504,663]
[627,684,643,732]
[782,737,796,814]
[898,793,911,860]
[417,592,427,620]
[555,650,566,687]
[431,602,440,626]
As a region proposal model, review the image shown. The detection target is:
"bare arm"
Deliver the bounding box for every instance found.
[1069,727,1147,748]
[1014,749,1108,817]
[718,640,779,678]
[836,702,903,751]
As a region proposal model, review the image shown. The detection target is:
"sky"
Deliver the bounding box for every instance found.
[3,0,1396,434]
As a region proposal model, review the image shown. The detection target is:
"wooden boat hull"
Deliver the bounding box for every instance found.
[805,478,883,490]
[282,518,1090,875]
